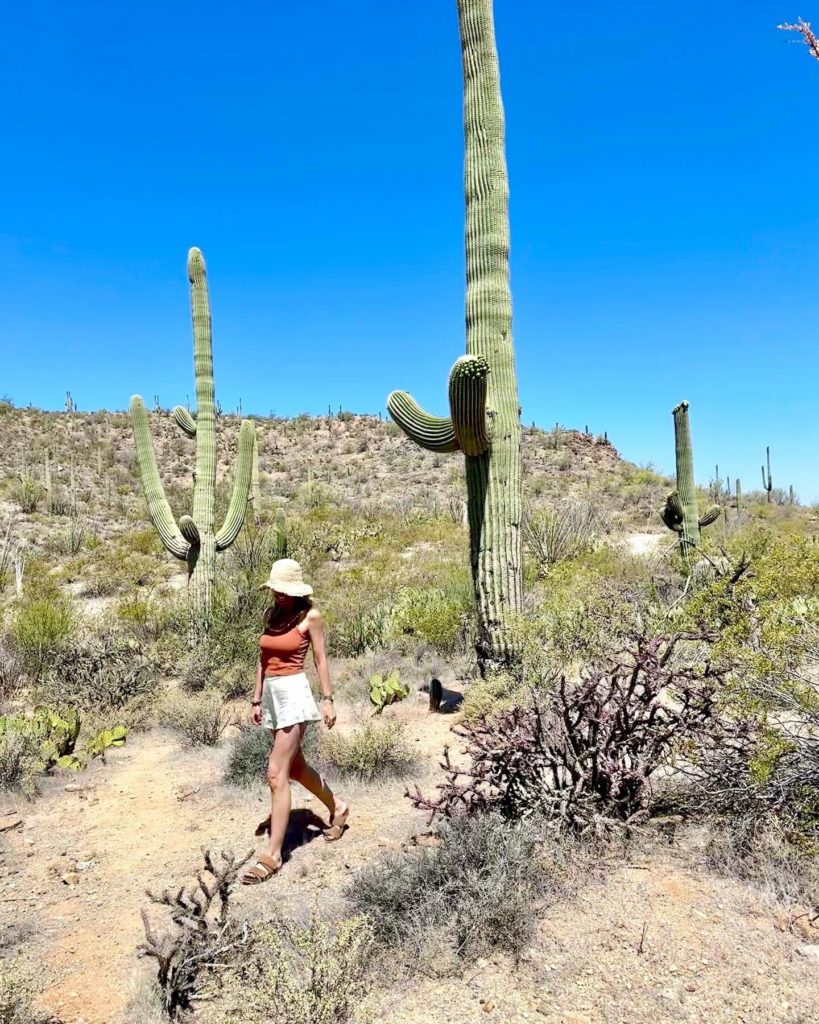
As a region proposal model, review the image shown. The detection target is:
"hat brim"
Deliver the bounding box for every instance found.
[258,582,314,597]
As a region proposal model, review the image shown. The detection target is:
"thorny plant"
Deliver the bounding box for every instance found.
[138,848,253,1017]
[409,631,740,835]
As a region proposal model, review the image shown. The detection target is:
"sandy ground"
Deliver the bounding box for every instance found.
[1,686,817,1024]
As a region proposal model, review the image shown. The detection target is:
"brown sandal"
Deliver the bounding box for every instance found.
[241,853,281,884]
[324,806,350,843]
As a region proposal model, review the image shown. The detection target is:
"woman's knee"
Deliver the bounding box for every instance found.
[266,761,289,791]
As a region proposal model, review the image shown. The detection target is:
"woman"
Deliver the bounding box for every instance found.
[242,558,349,884]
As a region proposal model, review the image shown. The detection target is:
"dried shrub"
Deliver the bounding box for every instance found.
[523,499,607,574]
[159,690,231,747]
[321,721,417,783]
[0,963,61,1024]
[201,915,375,1024]
[348,813,574,964]
[44,632,157,712]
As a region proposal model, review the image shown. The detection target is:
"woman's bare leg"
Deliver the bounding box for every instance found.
[266,724,302,864]
[290,747,348,823]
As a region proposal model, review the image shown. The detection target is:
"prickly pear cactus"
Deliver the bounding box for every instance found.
[387,0,522,671]
[369,670,411,714]
[661,402,720,562]
[130,249,255,642]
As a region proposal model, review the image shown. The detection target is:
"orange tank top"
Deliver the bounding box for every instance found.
[259,622,310,677]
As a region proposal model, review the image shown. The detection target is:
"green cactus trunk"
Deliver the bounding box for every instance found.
[673,402,699,558]
[130,248,254,644]
[660,401,720,564]
[386,0,522,672]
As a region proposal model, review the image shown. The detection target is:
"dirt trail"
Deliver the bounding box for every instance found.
[1,691,818,1024]
[0,696,453,1024]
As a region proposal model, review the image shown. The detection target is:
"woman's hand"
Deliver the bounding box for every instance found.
[322,697,336,729]
[250,704,263,726]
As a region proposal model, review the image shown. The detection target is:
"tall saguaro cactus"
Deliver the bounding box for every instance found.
[387,0,522,670]
[761,446,773,503]
[660,401,720,561]
[130,248,255,640]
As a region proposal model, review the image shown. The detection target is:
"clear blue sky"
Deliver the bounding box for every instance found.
[2,2,818,499]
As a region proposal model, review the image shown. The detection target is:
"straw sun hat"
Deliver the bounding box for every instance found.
[258,558,314,597]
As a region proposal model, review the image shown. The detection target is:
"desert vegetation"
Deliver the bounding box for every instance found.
[2,2,819,1023]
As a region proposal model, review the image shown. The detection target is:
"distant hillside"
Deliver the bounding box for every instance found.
[0,403,670,550]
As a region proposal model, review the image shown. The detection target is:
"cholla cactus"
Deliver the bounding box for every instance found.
[130,248,255,640]
[387,0,522,670]
[661,401,720,561]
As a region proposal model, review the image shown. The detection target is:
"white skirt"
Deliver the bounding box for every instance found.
[261,672,322,731]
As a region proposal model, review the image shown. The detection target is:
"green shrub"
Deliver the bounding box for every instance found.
[321,721,416,782]
[348,814,568,962]
[224,727,272,787]
[386,586,472,655]
[203,915,374,1024]
[330,603,391,657]
[159,690,231,747]
[11,597,76,679]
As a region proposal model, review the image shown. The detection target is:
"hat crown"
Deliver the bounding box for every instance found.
[269,558,303,582]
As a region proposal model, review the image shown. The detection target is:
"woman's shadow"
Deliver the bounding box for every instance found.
[255,807,329,864]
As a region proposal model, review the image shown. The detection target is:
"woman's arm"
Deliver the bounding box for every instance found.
[307,608,336,727]
[250,657,263,725]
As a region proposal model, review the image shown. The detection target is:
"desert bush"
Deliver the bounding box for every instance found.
[348,813,568,963]
[386,585,472,655]
[0,727,41,795]
[159,690,231,747]
[10,597,76,679]
[43,632,158,713]
[411,630,738,834]
[321,721,416,782]
[0,964,60,1024]
[12,475,44,514]
[330,602,391,657]
[0,638,25,701]
[203,915,374,1024]
[523,499,606,575]
[224,727,272,787]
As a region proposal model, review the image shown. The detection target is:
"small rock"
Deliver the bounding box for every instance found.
[0,815,22,833]
[796,944,819,960]
[63,784,83,794]
[482,1001,494,1013]
[75,860,94,872]
[61,872,81,887]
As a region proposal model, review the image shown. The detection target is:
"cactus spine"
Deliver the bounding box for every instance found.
[130,248,255,641]
[386,0,522,670]
[660,401,720,562]
[762,446,773,502]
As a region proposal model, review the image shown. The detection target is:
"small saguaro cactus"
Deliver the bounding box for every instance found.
[762,446,773,503]
[735,478,742,512]
[387,0,522,671]
[660,401,720,562]
[130,248,255,641]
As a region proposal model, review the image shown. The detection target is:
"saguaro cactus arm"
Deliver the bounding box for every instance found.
[449,355,490,455]
[388,354,491,455]
[215,419,255,551]
[660,491,684,533]
[129,396,190,560]
[386,391,459,452]
[698,505,721,528]
[173,406,197,437]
